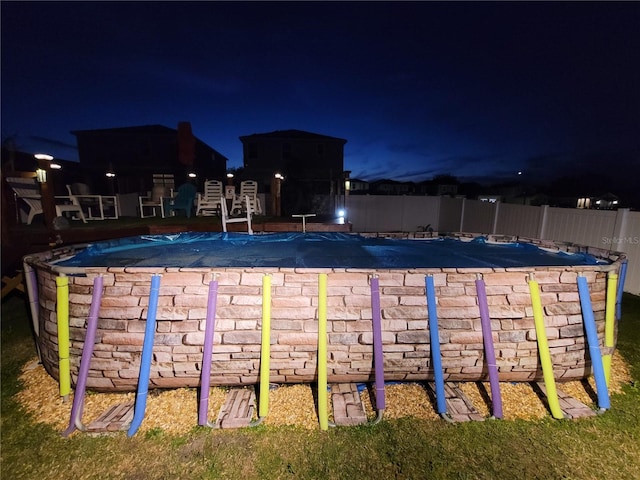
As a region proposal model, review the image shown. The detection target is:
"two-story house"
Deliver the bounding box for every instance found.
[72,124,227,195]
[239,129,347,215]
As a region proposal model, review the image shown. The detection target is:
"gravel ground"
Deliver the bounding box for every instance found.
[16,351,631,434]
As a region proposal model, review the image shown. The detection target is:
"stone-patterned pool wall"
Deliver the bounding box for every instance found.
[28,234,625,392]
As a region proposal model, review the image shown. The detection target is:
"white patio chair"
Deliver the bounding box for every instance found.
[230,180,262,215]
[196,180,224,216]
[6,176,87,224]
[139,185,170,218]
[221,195,253,234]
[66,184,119,220]
[138,173,175,218]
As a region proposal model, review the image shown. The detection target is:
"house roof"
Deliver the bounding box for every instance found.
[239,129,347,144]
[70,124,228,161]
[70,124,176,136]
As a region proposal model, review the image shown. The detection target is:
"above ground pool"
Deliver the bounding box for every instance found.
[52,232,607,269]
[24,231,625,393]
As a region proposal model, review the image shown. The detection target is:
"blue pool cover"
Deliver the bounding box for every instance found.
[53,232,607,269]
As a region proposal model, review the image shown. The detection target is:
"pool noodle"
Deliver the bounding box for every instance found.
[258,275,271,419]
[577,275,610,410]
[476,277,503,419]
[529,277,564,419]
[615,260,627,320]
[426,275,446,415]
[63,275,104,437]
[127,274,161,436]
[198,278,218,426]
[603,273,617,386]
[371,276,386,411]
[56,275,71,400]
[317,273,328,430]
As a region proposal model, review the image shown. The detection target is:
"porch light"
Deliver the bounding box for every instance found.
[34,153,53,183]
[35,168,47,183]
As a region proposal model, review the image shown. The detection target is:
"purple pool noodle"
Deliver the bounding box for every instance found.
[198,279,218,426]
[62,275,104,437]
[127,274,161,436]
[476,278,503,419]
[370,277,385,410]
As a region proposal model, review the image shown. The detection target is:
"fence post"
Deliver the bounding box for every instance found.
[459,198,466,232]
[538,205,549,240]
[611,208,630,245]
[492,201,501,234]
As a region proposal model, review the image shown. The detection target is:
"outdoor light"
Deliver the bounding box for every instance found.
[35,168,47,183]
[227,173,234,178]
[188,172,197,178]
[345,179,351,191]
[34,153,53,183]
[105,171,116,178]
[337,209,346,224]
[50,162,62,170]
[274,172,284,180]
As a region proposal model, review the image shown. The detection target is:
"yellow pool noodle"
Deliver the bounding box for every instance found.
[603,273,617,386]
[56,275,71,399]
[318,273,329,430]
[529,278,563,419]
[259,275,271,418]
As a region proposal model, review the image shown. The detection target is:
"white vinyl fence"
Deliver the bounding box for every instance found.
[346,195,640,295]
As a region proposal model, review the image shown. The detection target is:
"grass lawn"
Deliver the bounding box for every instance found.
[2,293,639,480]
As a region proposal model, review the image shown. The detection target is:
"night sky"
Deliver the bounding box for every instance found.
[2,2,639,191]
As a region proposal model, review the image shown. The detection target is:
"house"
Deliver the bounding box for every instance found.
[71,124,227,195]
[577,192,621,210]
[238,129,347,215]
[368,179,413,196]
[347,178,369,194]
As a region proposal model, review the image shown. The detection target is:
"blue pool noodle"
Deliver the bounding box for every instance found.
[577,275,610,410]
[615,260,628,320]
[127,274,161,436]
[426,275,446,415]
